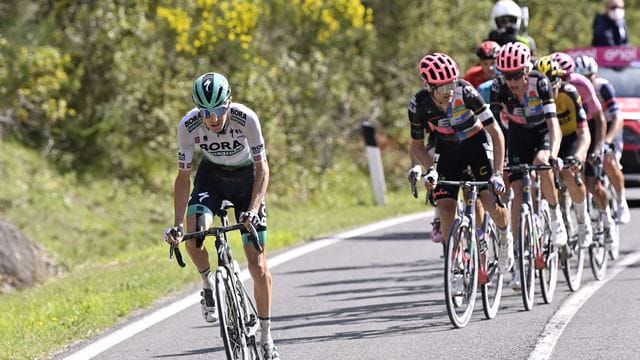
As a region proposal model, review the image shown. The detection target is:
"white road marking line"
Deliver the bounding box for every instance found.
[63,211,431,360]
[528,250,640,360]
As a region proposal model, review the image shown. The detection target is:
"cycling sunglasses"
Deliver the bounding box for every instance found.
[199,105,228,118]
[503,70,526,81]
[432,82,456,93]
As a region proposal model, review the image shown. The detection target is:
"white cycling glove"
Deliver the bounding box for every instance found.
[422,167,438,187]
[490,172,506,193]
[406,164,422,181]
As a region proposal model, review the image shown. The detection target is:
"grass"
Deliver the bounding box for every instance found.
[0,141,428,359]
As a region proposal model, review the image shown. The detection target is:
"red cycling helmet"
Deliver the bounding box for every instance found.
[419,53,460,85]
[496,42,531,72]
[476,40,501,60]
[551,52,576,74]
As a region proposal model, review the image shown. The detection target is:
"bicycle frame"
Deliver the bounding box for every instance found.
[438,179,504,327]
[505,163,557,310]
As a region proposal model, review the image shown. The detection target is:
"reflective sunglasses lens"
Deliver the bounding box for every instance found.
[436,82,455,93]
[199,106,227,118]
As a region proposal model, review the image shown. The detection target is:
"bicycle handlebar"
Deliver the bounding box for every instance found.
[504,164,553,173]
[169,223,263,268]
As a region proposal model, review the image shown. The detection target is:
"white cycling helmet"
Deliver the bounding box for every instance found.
[491,0,522,30]
[575,55,599,76]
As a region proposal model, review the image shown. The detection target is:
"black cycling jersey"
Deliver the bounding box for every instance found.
[409,79,495,143]
[490,70,556,129]
[407,79,496,201]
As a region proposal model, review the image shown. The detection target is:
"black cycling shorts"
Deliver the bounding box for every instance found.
[558,132,579,160]
[507,122,551,182]
[433,131,493,201]
[187,160,267,243]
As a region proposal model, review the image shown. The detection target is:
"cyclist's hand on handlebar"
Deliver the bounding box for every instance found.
[564,156,582,173]
[239,210,260,228]
[490,172,506,194]
[422,167,438,189]
[406,165,422,182]
[549,157,564,173]
[588,151,601,165]
[163,224,184,246]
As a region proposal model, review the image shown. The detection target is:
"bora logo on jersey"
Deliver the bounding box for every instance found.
[199,140,245,155]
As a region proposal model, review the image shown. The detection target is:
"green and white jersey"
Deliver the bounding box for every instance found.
[177,102,266,170]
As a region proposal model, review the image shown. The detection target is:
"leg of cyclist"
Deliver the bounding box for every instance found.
[604,148,630,224]
[558,123,592,248]
[535,150,568,247]
[184,208,220,323]
[234,164,279,359]
[560,168,591,247]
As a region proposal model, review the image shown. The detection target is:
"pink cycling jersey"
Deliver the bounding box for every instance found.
[568,72,602,121]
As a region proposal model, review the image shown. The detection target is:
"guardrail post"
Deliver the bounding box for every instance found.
[361,121,387,205]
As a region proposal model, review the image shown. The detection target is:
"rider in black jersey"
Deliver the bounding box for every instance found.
[408,52,514,275]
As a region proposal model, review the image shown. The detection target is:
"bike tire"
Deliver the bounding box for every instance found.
[232,265,260,359]
[518,205,536,311]
[215,269,251,360]
[538,203,558,304]
[607,183,620,261]
[480,215,503,320]
[560,203,584,291]
[589,238,608,280]
[444,217,478,328]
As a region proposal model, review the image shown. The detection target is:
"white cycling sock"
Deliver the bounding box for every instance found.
[199,267,212,289]
[550,204,561,223]
[575,200,587,224]
[259,317,273,345]
[603,207,614,227]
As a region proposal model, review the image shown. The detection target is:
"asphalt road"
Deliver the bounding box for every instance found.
[60,206,640,360]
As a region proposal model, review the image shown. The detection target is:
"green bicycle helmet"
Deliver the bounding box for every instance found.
[192,72,231,109]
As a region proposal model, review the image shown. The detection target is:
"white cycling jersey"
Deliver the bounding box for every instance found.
[177,102,266,170]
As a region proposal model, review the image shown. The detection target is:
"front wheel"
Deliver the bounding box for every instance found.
[480,215,503,319]
[589,217,609,281]
[215,269,251,360]
[560,202,584,291]
[538,204,558,304]
[444,217,478,328]
[518,205,536,311]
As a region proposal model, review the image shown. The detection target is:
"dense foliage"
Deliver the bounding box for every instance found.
[1,0,638,199]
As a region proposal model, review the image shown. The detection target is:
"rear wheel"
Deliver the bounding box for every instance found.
[518,205,536,311]
[480,215,503,319]
[444,218,478,328]
[538,204,557,304]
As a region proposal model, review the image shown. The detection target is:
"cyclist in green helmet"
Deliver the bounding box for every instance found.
[164,72,280,359]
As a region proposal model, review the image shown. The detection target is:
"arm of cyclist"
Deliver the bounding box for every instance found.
[240,158,269,228]
[592,110,607,154]
[164,169,190,246]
